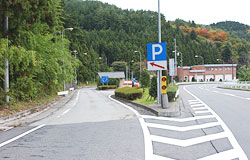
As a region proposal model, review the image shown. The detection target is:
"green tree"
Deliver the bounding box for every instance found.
[238,66,250,81]
[141,69,150,92]
[221,44,232,63]
[149,76,157,99]
[190,29,197,40]
[111,61,127,72]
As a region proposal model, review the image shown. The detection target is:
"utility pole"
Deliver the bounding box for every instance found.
[174,38,177,80]
[3,6,9,103]
[157,0,162,104]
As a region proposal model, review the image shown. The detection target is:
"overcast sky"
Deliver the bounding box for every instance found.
[98,0,250,26]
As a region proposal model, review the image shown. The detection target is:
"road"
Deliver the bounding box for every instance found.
[0,85,249,160]
[182,84,250,159]
[0,88,144,160]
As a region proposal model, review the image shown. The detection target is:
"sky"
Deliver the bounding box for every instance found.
[98,0,250,26]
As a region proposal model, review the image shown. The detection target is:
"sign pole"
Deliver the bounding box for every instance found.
[157,0,161,104]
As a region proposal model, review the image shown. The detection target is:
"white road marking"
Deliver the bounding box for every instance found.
[141,115,215,122]
[152,154,175,160]
[108,95,153,160]
[197,149,238,160]
[146,122,221,131]
[0,124,45,148]
[191,104,204,107]
[189,101,201,105]
[57,90,80,118]
[195,110,211,114]
[151,132,226,147]
[184,86,248,159]
[192,107,208,111]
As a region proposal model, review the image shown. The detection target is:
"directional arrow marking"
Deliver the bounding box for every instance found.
[150,62,165,69]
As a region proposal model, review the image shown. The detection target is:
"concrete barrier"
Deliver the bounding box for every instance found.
[57,91,69,96]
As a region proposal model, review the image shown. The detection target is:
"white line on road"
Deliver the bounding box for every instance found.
[190,104,204,107]
[197,149,238,160]
[184,86,248,159]
[192,107,208,111]
[146,122,221,131]
[108,95,153,160]
[151,132,226,147]
[195,110,211,114]
[189,101,201,105]
[152,154,175,160]
[0,124,45,148]
[141,115,215,122]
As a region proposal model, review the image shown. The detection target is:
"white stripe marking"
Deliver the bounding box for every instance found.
[192,107,207,111]
[184,86,248,159]
[141,115,215,122]
[191,104,204,107]
[195,110,211,114]
[151,132,226,147]
[108,95,153,160]
[198,149,238,160]
[146,122,221,131]
[0,124,45,148]
[61,108,71,116]
[152,154,175,160]
[189,101,201,105]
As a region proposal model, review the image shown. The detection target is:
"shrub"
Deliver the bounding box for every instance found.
[98,85,117,90]
[167,84,178,102]
[149,76,157,99]
[115,87,142,100]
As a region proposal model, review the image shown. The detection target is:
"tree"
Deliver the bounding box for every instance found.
[238,66,250,81]
[190,29,197,40]
[221,44,232,63]
[111,61,127,72]
[141,69,150,92]
[149,76,157,99]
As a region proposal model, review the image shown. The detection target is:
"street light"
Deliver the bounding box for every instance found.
[134,51,141,83]
[195,55,204,65]
[61,27,73,91]
[72,50,78,87]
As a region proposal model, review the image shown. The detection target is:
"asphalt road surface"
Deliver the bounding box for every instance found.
[0,88,144,160]
[0,85,249,160]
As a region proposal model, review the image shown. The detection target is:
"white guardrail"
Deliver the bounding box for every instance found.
[218,81,250,90]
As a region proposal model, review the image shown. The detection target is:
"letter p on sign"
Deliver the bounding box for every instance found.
[152,44,163,60]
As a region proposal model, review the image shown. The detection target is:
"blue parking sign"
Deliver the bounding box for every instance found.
[147,42,167,71]
[101,76,109,83]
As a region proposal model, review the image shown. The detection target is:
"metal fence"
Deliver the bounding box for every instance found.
[218,81,250,90]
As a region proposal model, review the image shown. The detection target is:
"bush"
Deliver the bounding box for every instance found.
[98,85,117,90]
[191,77,196,82]
[167,84,178,102]
[149,76,157,99]
[115,87,142,100]
[97,78,120,87]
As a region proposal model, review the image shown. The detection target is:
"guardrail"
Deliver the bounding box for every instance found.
[218,81,250,90]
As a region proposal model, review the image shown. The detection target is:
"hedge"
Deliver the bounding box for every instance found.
[167,84,178,102]
[98,85,117,90]
[115,87,142,100]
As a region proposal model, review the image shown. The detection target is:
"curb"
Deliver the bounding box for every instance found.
[111,95,158,116]
[0,90,76,124]
[112,96,181,117]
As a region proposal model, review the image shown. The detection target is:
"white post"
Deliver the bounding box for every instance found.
[4,15,9,103]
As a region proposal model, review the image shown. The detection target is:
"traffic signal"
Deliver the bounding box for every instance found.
[161,76,167,94]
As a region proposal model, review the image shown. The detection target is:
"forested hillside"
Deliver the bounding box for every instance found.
[210,21,250,41]
[0,0,78,103]
[1,0,250,104]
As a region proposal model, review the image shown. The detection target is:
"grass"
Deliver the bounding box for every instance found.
[0,94,59,118]
[78,82,97,87]
[133,88,157,105]
[133,84,179,105]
